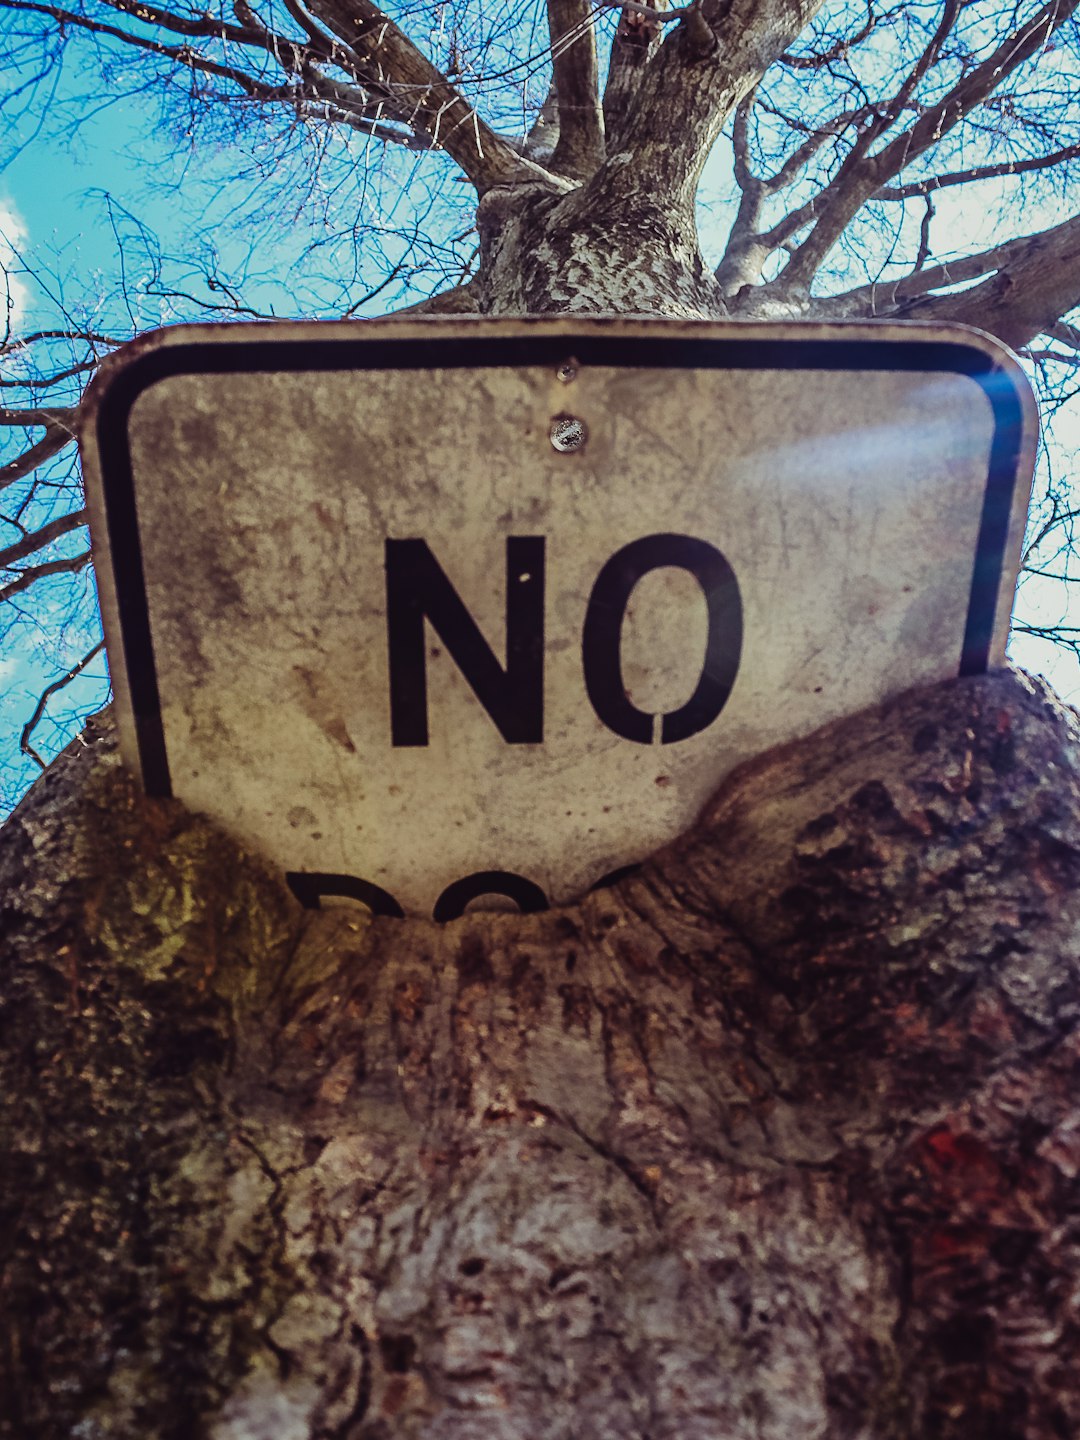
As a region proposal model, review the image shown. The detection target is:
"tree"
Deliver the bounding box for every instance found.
[4,1,1080,1434]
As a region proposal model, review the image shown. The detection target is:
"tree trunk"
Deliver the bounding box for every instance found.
[476,183,725,317]
[4,666,1080,1439]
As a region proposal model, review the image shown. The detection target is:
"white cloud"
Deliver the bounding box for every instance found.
[0,199,29,326]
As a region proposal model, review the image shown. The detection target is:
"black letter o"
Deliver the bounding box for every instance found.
[582,534,741,744]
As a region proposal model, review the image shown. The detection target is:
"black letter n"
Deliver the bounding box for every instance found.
[385,538,544,746]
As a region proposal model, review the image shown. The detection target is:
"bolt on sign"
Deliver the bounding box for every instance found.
[81,317,1037,920]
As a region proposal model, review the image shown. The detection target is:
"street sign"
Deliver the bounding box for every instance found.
[81,317,1038,919]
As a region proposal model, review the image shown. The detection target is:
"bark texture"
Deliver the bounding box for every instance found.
[4,667,1080,1439]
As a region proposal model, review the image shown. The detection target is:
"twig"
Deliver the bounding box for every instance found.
[20,639,106,770]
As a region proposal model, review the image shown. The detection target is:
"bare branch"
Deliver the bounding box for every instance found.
[814,210,1080,350]
[813,229,1051,316]
[913,195,934,274]
[1047,319,1080,352]
[19,639,106,770]
[1,0,553,190]
[388,279,480,316]
[523,82,560,162]
[862,0,960,150]
[720,96,880,289]
[1023,349,1080,366]
[0,508,88,568]
[299,0,547,189]
[763,105,874,192]
[0,406,77,427]
[0,550,92,604]
[597,0,830,212]
[0,329,124,354]
[599,0,716,147]
[6,0,292,71]
[1,1,347,114]
[876,145,1080,200]
[872,0,1080,180]
[731,87,757,192]
[779,1,875,69]
[895,211,1080,349]
[0,358,99,389]
[715,90,770,294]
[0,419,77,494]
[773,0,1080,292]
[603,0,669,148]
[93,0,288,49]
[546,0,604,179]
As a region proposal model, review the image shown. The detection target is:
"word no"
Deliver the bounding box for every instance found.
[385,531,742,745]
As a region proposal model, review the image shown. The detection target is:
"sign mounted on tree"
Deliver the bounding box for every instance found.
[80,317,1037,920]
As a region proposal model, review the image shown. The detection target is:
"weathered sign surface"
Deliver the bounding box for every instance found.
[80,317,1038,918]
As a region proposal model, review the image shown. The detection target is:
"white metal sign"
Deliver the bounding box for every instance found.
[81,317,1037,919]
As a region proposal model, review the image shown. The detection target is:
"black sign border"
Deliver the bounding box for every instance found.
[92,331,1029,797]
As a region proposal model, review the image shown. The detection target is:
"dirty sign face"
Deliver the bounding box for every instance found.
[80,318,1037,920]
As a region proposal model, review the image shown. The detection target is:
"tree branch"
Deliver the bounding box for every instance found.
[763,105,873,193]
[811,230,1047,316]
[779,0,875,69]
[0,405,77,427]
[6,0,312,75]
[95,0,292,49]
[812,210,1080,350]
[716,94,878,293]
[1022,348,1080,367]
[875,144,1080,200]
[299,0,545,189]
[0,330,123,354]
[861,0,960,151]
[0,417,77,494]
[0,508,88,569]
[771,0,1079,293]
[388,279,481,316]
[1,0,553,190]
[1047,319,1080,352]
[894,210,1080,349]
[727,84,762,196]
[19,639,106,771]
[0,550,91,604]
[0,358,99,389]
[912,195,934,274]
[715,90,769,294]
[872,0,1080,184]
[521,82,560,163]
[595,0,830,212]
[602,0,669,150]
[2,1,362,118]
[546,0,604,179]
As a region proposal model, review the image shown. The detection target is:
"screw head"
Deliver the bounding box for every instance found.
[549,415,588,452]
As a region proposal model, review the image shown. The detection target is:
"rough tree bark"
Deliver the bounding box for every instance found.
[4,668,1080,1438]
